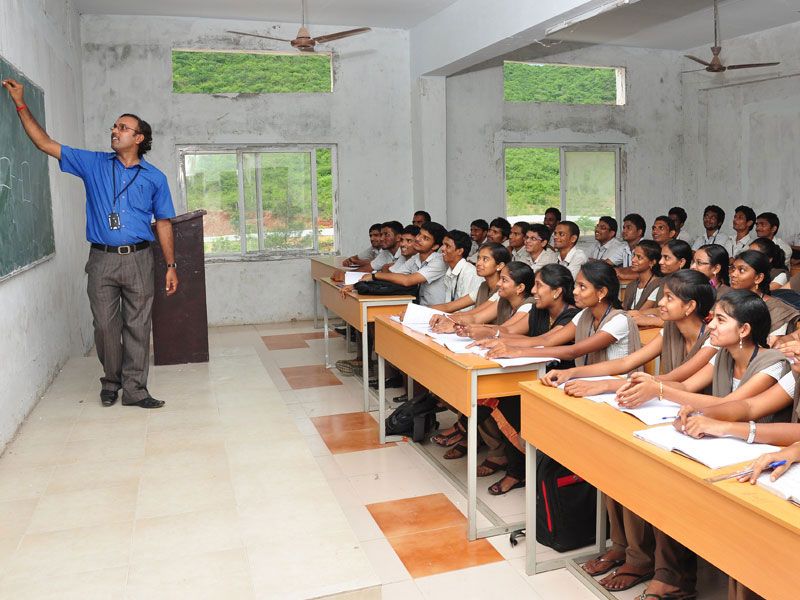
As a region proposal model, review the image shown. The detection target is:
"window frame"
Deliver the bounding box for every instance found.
[176,143,339,261]
[502,143,624,233]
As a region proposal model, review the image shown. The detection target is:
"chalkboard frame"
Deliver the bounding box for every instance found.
[0,54,56,283]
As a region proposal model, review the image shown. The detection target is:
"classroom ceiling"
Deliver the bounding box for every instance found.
[71,0,461,29]
[547,0,800,51]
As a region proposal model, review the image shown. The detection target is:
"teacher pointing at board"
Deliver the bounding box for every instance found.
[3,78,178,409]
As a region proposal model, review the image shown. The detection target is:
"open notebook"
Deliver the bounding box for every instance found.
[634,425,780,470]
[558,378,681,425]
[758,464,800,507]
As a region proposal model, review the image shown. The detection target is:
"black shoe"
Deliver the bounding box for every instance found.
[123,396,165,409]
[334,326,347,336]
[369,375,404,390]
[100,390,118,407]
[392,393,408,403]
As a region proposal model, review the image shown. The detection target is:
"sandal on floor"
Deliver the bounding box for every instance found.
[488,475,525,495]
[638,592,697,600]
[477,458,507,477]
[430,427,464,447]
[600,570,654,592]
[443,443,467,460]
[581,553,625,576]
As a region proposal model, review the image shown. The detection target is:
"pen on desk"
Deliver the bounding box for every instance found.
[705,460,788,483]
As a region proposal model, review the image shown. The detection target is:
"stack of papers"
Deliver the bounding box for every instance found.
[758,465,800,507]
[402,303,445,325]
[634,426,780,469]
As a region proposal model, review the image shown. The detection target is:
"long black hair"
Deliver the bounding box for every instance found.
[638,239,663,277]
[716,289,772,349]
[698,243,730,286]
[735,250,771,294]
[662,270,715,320]
[666,239,693,269]
[750,237,787,272]
[479,242,511,266]
[580,261,622,309]
[505,261,535,296]
[537,263,575,306]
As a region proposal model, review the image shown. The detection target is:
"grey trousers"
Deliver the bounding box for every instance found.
[86,247,154,403]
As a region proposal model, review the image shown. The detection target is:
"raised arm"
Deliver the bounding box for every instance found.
[2,79,61,159]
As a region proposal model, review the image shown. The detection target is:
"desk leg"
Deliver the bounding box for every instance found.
[467,372,478,541]
[594,490,607,557]
[407,376,414,401]
[323,306,331,369]
[346,324,353,353]
[362,306,370,413]
[378,355,386,444]
[313,280,320,329]
[525,440,536,575]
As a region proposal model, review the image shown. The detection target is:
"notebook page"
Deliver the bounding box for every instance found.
[757,464,800,503]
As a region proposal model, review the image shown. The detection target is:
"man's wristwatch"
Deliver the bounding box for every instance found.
[166,262,177,269]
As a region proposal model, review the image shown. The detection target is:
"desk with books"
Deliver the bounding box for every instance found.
[519,380,800,599]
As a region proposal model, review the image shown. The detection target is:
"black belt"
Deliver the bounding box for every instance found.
[91,241,150,255]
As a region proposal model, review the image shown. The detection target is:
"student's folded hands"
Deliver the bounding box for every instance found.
[672,406,722,439]
[615,373,658,408]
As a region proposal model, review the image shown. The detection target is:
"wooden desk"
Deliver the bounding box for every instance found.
[519,380,800,599]
[318,278,414,411]
[638,326,662,376]
[374,315,552,540]
[310,256,346,328]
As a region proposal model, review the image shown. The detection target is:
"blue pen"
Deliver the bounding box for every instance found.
[706,460,788,483]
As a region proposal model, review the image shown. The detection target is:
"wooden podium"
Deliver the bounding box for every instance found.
[151,210,209,365]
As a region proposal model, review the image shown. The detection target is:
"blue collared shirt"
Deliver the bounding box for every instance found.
[59,146,175,245]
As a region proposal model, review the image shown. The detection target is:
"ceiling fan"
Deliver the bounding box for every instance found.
[684,0,780,72]
[228,0,371,52]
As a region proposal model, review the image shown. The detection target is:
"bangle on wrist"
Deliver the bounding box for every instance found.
[16,104,27,112]
[746,420,756,444]
[658,381,664,401]
[494,327,501,339]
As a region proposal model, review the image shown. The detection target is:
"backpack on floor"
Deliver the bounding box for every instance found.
[385,393,438,441]
[536,450,598,552]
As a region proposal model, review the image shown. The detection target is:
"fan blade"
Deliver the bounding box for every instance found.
[313,27,371,44]
[684,54,712,67]
[227,30,293,43]
[726,61,780,70]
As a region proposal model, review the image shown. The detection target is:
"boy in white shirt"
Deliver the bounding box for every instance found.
[342,223,382,267]
[521,223,558,272]
[668,207,692,242]
[611,213,646,278]
[590,216,625,264]
[488,217,511,247]
[756,211,792,269]
[554,221,588,279]
[727,205,756,260]
[431,229,484,313]
[691,205,729,250]
[509,221,530,262]
[467,218,489,263]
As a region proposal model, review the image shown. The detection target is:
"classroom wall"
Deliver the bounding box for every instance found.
[681,21,800,242]
[445,45,686,239]
[0,0,91,452]
[79,15,414,324]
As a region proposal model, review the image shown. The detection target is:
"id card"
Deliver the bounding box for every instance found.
[108,212,121,230]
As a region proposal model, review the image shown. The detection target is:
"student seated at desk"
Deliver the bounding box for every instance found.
[428,262,536,461]
[429,243,510,333]
[467,219,489,263]
[509,221,530,262]
[478,264,581,495]
[487,217,511,247]
[542,270,716,397]
[749,237,788,290]
[554,220,588,279]
[361,221,448,306]
[651,215,678,248]
[729,250,800,340]
[630,239,693,328]
[690,243,731,298]
[342,223,382,267]
[519,223,558,273]
[614,213,647,279]
[430,230,484,314]
[621,240,662,311]
[477,261,643,366]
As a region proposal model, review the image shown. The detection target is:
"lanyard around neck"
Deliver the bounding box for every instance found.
[111,159,142,211]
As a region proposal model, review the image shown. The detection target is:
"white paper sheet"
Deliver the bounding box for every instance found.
[633,426,780,469]
[344,271,366,285]
[758,464,800,505]
[616,398,681,425]
[402,303,445,325]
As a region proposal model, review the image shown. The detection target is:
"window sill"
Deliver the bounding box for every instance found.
[205,251,339,264]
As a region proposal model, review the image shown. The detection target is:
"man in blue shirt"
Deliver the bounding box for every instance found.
[3,78,178,409]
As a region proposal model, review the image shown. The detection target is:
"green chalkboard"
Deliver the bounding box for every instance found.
[0,55,55,281]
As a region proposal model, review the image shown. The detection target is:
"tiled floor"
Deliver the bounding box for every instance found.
[0,321,730,599]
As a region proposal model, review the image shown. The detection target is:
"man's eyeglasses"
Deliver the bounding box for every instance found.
[111,123,141,134]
